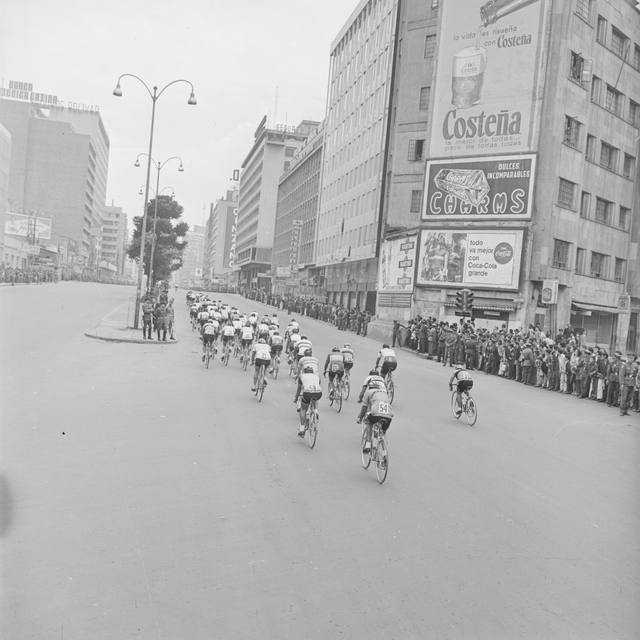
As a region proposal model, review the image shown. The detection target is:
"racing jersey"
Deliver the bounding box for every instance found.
[241,326,255,341]
[341,348,354,364]
[289,334,301,350]
[298,356,319,374]
[222,325,236,338]
[453,370,472,384]
[362,374,386,388]
[203,322,217,336]
[252,343,271,361]
[271,317,280,327]
[197,311,210,321]
[232,319,243,331]
[325,352,345,373]
[377,348,397,363]
[300,372,322,394]
[270,334,284,347]
[296,339,312,356]
[257,323,270,336]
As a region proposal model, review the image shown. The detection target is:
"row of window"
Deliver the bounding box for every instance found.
[553,238,627,282]
[563,117,636,178]
[558,178,630,230]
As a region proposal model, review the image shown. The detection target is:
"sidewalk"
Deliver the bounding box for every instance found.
[85,301,178,344]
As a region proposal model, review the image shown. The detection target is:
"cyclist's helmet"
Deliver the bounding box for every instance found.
[304,348,312,356]
[303,365,314,374]
[301,335,308,340]
[332,347,340,352]
[369,369,379,376]
[344,343,351,349]
[382,343,390,349]
[455,364,464,370]
[258,338,266,344]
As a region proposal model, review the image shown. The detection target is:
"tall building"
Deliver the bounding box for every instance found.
[366,0,640,353]
[176,224,206,288]
[235,117,320,290]
[314,0,399,311]
[272,125,325,295]
[102,204,128,277]
[203,189,239,288]
[0,96,110,274]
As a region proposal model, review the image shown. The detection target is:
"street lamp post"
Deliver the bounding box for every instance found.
[113,74,196,329]
[135,155,183,291]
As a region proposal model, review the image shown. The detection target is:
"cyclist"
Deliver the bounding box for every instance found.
[298,348,320,378]
[287,329,301,360]
[251,338,271,392]
[220,320,236,360]
[257,319,270,343]
[293,364,323,437]
[296,335,312,363]
[341,343,355,374]
[357,377,394,454]
[323,347,345,399]
[449,364,473,417]
[239,322,255,363]
[357,369,386,403]
[375,343,397,379]
[269,330,284,373]
[197,306,211,331]
[201,318,217,361]
[271,313,280,329]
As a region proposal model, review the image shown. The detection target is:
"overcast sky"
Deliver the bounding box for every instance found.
[1,0,358,233]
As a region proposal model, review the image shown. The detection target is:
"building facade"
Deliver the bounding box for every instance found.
[176,224,206,288]
[368,0,640,354]
[272,125,325,296]
[102,204,128,277]
[315,0,399,312]
[235,117,319,291]
[203,189,239,288]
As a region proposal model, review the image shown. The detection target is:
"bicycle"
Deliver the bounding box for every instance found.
[233,337,241,358]
[191,315,198,332]
[288,354,297,377]
[360,418,388,484]
[383,370,395,404]
[343,369,351,400]
[328,376,343,413]
[204,341,213,368]
[254,364,267,402]
[269,355,280,379]
[241,344,250,371]
[451,388,477,426]
[221,340,231,366]
[302,398,319,448]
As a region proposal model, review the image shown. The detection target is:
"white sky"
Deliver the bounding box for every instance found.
[0,0,357,233]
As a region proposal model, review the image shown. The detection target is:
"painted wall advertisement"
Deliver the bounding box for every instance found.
[4,213,52,240]
[378,236,418,292]
[417,229,523,290]
[429,0,548,158]
[222,205,236,269]
[422,154,535,220]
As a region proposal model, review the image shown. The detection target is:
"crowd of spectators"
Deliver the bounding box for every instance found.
[391,315,640,415]
[0,266,58,284]
[141,284,176,341]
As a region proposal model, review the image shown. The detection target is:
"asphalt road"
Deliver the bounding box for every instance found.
[1,283,638,639]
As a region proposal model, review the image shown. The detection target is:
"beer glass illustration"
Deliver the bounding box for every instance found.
[451,47,487,109]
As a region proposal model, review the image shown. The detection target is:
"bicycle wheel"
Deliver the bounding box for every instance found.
[465,396,477,426]
[361,424,372,469]
[224,346,229,366]
[387,376,395,404]
[205,348,210,369]
[343,374,351,400]
[451,390,462,419]
[273,361,279,379]
[307,401,318,448]
[335,383,343,413]
[328,384,334,407]
[254,369,261,397]
[375,435,389,484]
[242,350,248,371]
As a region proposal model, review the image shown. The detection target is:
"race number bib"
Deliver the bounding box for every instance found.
[330,363,340,372]
[304,384,321,393]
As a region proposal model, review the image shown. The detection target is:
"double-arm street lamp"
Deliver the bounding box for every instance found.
[113,74,196,329]
[135,154,183,290]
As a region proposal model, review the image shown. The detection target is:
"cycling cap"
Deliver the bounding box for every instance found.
[301,335,308,340]
[258,338,266,344]
[369,369,378,376]
[343,343,351,349]
[303,365,314,373]
[382,343,390,349]
[304,348,312,356]
[332,347,340,352]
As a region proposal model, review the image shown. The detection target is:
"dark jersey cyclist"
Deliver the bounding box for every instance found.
[449,365,473,416]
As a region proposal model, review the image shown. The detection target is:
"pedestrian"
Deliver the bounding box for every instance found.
[165,299,176,340]
[155,302,167,341]
[619,354,636,416]
[521,342,534,385]
[606,351,622,407]
[141,297,154,339]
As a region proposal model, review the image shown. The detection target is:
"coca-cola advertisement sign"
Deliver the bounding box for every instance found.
[423,154,536,220]
[416,229,523,290]
[429,0,548,158]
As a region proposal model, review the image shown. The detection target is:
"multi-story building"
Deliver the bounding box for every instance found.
[102,204,128,277]
[0,97,110,274]
[203,189,239,288]
[272,125,325,295]
[314,0,399,311]
[176,224,206,288]
[235,117,320,291]
[367,0,640,353]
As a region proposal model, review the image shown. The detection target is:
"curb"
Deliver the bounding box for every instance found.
[84,332,179,344]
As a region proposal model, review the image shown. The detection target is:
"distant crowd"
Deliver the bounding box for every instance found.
[393,315,640,416]
[141,286,176,341]
[0,266,58,284]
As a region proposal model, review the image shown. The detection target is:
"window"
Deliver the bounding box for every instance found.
[410,190,423,213]
[600,142,617,171]
[628,100,639,127]
[590,251,607,279]
[283,161,291,172]
[580,191,591,218]
[557,178,576,209]
[596,16,607,44]
[595,197,612,224]
[590,76,601,104]
[569,51,584,84]
[619,206,630,230]
[610,27,627,59]
[552,239,571,269]
[419,86,431,111]
[634,45,640,71]
[576,248,586,274]
[605,85,622,116]
[408,139,425,161]
[575,0,591,23]
[431,0,439,7]
[585,134,596,161]
[285,147,295,157]
[424,35,436,57]
[623,154,635,179]
[615,258,627,283]
[563,116,581,148]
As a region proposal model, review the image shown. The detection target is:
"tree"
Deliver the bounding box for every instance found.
[127,195,188,287]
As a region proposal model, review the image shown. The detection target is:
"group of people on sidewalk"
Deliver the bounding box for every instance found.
[141,290,176,341]
[393,316,640,416]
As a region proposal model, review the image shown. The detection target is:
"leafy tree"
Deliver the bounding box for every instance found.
[128,196,189,287]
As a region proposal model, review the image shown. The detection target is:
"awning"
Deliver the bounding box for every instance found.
[571,301,619,314]
[444,301,515,311]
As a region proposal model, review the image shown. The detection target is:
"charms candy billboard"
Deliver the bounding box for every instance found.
[429,0,548,158]
[416,229,523,290]
[422,154,536,220]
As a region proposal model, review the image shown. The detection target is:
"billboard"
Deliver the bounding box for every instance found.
[4,213,52,240]
[377,236,418,292]
[416,229,523,290]
[222,205,236,269]
[429,0,548,158]
[422,154,535,220]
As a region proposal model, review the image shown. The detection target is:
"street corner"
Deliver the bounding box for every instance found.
[84,328,179,344]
